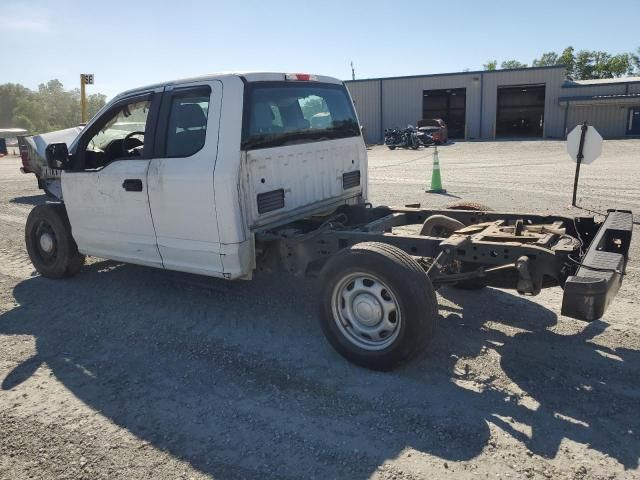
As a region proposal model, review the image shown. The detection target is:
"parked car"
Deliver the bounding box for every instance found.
[20,127,84,195]
[27,72,631,370]
[417,118,448,144]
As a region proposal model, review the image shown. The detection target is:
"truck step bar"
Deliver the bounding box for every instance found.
[561,210,633,321]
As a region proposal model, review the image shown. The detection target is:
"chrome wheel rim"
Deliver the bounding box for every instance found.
[331,272,401,351]
[32,220,58,266]
[39,232,54,253]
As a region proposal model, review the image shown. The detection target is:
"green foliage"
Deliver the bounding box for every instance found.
[532,52,559,67]
[500,60,528,69]
[483,60,497,71]
[558,47,576,78]
[0,79,106,134]
[488,46,638,80]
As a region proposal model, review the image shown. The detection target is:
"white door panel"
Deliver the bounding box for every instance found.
[62,160,162,267]
[246,136,364,227]
[147,81,224,276]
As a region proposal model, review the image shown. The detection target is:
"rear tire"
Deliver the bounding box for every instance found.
[25,204,85,279]
[320,242,438,370]
[387,145,396,150]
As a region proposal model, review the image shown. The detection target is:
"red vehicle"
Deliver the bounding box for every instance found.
[417,118,448,145]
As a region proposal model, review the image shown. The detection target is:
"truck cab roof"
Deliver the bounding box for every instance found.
[113,72,344,100]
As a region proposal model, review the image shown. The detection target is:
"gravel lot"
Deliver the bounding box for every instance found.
[1,140,639,479]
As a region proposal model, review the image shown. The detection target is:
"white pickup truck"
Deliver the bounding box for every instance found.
[27,72,632,370]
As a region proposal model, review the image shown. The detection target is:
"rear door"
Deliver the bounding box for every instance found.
[62,90,163,267]
[628,107,640,135]
[241,80,365,228]
[146,81,224,276]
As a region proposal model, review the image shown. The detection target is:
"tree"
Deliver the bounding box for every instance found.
[569,50,634,80]
[483,60,497,71]
[558,47,576,79]
[0,83,31,127]
[501,60,528,69]
[0,79,107,133]
[598,53,634,78]
[632,47,640,72]
[87,93,107,120]
[532,52,559,67]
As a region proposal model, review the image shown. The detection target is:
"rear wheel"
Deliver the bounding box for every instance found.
[387,145,396,150]
[25,204,85,279]
[320,242,438,370]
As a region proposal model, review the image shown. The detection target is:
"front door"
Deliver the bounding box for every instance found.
[62,90,163,267]
[628,107,640,135]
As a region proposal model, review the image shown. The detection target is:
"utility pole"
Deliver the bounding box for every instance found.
[80,73,94,124]
[350,61,355,81]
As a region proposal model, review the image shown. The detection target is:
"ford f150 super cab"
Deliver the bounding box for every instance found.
[26,72,632,370]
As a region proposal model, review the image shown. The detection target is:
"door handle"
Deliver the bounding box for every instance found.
[122,179,143,192]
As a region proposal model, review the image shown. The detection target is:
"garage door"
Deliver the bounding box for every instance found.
[422,88,466,139]
[496,84,545,137]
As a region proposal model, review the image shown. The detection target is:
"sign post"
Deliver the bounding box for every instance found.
[566,122,602,207]
[80,73,94,124]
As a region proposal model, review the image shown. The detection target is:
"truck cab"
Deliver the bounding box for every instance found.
[46,73,365,279]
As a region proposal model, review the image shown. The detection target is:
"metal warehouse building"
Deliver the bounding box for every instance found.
[345,65,640,143]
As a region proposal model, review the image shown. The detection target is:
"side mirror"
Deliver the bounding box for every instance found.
[45,143,72,170]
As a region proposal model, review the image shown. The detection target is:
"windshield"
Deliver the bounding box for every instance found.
[242,82,360,150]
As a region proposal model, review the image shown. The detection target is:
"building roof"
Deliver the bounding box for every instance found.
[344,65,566,83]
[563,76,640,88]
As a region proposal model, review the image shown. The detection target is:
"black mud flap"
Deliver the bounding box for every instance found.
[561,210,633,321]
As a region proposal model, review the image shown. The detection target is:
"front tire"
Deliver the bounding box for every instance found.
[25,204,85,279]
[320,242,438,370]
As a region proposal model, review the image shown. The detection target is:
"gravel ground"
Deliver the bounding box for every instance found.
[1,140,639,479]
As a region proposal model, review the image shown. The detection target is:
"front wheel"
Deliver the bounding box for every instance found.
[320,242,438,370]
[25,204,85,279]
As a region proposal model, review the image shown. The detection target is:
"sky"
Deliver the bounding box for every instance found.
[2,0,639,99]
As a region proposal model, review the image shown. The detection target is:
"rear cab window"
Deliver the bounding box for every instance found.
[241,82,360,150]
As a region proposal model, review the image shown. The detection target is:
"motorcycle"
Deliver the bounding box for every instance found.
[385,125,433,150]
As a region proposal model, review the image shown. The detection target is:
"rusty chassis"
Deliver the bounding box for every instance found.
[256,204,632,322]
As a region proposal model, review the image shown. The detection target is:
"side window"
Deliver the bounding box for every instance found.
[165,93,210,157]
[81,99,151,169]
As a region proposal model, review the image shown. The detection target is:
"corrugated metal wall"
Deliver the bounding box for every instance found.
[346,73,482,143]
[561,81,640,137]
[481,67,566,138]
[346,68,639,142]
[379,73,482,140]
[346,81,381,144]
[566,105,630,138]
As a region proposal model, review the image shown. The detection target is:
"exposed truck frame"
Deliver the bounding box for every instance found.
[256,203,632,323]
